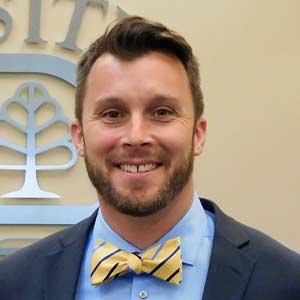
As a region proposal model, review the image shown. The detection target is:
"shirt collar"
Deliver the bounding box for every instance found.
[91,193,207,266]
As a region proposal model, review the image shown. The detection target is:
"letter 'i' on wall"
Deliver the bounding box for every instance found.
[0,1,129,257]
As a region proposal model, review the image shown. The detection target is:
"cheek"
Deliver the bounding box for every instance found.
[155,128,193,154]
[84,125,122,155]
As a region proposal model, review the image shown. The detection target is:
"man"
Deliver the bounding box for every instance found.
[0,16,300,300]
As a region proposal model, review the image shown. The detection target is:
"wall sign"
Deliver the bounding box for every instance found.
[0,0,128,256]
[0,81,77,199]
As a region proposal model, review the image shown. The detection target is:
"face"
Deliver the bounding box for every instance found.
[72,52,206,217]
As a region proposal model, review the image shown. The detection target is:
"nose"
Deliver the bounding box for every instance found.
[121,114,153,148]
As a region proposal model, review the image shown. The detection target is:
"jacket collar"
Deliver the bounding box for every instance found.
[43,210,98,300]
[201,198,256,300]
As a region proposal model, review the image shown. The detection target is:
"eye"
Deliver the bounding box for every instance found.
[104,110,121,118]
[101,109,124,123]
[152,107,174,118]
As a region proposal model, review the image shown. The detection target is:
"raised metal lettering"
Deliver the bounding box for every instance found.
[56,0,108,52]
[25,0,47,44]
[0,7,12,43]
[117,5,129,19]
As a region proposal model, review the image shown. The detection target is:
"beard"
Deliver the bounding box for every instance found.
[84,146,194,217]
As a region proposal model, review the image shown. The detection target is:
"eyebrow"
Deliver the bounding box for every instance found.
[93,96,127,111]
[149,94,181,106]
[95,96,124,105]
[93,93,182,111]
[147,95,183,114]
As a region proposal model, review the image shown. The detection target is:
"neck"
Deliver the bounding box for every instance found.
[98,182,195,249]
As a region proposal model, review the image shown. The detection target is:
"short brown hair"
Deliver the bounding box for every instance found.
[75,16,204,124]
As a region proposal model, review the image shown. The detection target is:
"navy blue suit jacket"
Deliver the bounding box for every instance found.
[1,198,300,299]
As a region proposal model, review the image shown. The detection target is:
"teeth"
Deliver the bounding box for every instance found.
[120,163,157,173]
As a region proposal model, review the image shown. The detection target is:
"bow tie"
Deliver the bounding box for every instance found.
[91,237,182,286]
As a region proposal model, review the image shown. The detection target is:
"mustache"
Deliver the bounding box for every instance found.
[106,148,169,163]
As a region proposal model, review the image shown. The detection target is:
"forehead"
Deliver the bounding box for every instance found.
[84,51,193,109]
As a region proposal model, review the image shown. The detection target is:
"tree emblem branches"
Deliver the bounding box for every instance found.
[0,82,78,199]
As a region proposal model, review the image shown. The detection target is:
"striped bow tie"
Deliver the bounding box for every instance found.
[91,237,182,286]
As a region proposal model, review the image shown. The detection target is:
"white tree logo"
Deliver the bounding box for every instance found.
[0,82,78,198]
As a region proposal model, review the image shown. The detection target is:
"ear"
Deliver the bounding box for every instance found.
[71,119,85,157]
[193,116,207,156]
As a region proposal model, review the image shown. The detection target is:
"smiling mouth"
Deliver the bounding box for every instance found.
[118,163,160,173]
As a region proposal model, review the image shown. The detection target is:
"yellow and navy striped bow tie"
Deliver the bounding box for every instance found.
[91,237,182,286]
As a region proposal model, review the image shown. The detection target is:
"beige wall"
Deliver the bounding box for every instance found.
[0,1,299,251]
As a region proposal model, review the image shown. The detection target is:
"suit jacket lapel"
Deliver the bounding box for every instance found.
[43,210,98,300]
[201,199,256,300]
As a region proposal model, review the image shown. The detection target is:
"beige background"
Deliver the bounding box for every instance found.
[0,0,299,251]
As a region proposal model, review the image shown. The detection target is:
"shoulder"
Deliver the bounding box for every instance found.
[237,217,300,270]
[238,219,300,296]
[201,198,300,296]
[202,197,300,259]
[0,210,97,277]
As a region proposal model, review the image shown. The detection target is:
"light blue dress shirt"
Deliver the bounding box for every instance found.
[75,194,215,300]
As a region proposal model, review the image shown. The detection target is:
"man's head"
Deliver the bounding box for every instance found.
[72,16,206,218]
[75,16,204,125]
